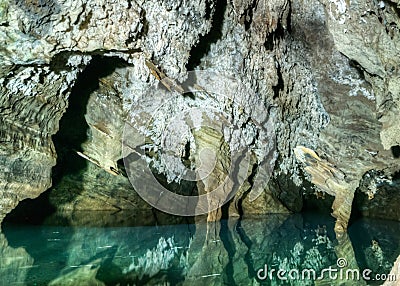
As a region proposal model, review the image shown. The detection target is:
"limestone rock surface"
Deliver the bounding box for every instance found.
[0,0,400,231]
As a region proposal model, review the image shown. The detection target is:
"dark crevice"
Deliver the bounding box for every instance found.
[220,207,236,285]
[352,168,400,222]
[149,164,199,197]
[237,163,258,217]
[387,22,398,39]
[181,140,192,170]
[52,56,129,185]
[270,166,304,212]
[286,0,292,33]
[205,0,213,20]
[37,69,46,84]
[79,10,93,30]
[272,61,284,99]
[235,220,256,279]
[296,163,331,215]
[225,149,249,219]
[264,15,286,51]
[73,3,87,26]
[127,9,149,44]
[244,0,258,31]
[392,170,400,181]
[302,190,334,216]
[349,59,366,81]
[3,189,57,225]
[340,52,383,79]
[116,158,128,177]
[361,10,377,17]
[349,190,364,224]
[391,145,400,158]
[186,0,227,70]
[387,1,400,19]
[219,150,250,284]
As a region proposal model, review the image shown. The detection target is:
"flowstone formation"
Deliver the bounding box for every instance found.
[1,0,400,262]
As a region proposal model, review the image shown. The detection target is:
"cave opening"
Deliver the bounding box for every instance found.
[52,55,129,184]
[3,56,130,225]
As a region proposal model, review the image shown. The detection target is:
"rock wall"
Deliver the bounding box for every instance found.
[1,0,400,235]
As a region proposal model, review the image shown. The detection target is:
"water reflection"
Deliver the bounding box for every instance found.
[1,212,399,285]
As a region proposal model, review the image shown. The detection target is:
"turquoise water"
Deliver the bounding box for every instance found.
[1,213,399,285]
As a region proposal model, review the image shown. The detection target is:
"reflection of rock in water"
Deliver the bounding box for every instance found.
[0,233,34,285]
[2,214,400,285]
[349,218,400,279]
[48,258,105,286]
[382,255,400,286]
[61,226,191,285]
[244,215,337,285]
[123,236,189,280]
[184,221,230,285]
[365,240,388,273]
[3,219,193,285]
[184,215,346,285]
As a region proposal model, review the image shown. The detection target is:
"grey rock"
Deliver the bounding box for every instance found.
[0,0,400,236]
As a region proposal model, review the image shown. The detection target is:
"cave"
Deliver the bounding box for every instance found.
[1,0,400,285]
